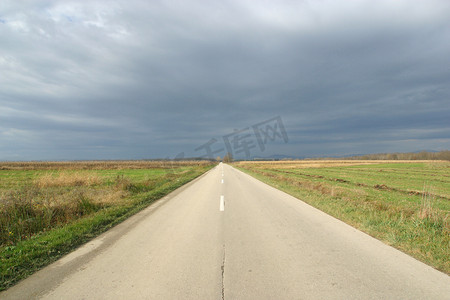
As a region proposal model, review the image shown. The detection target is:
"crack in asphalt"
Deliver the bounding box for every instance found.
[221,244,226,300]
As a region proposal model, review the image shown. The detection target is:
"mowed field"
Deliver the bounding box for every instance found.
[234,160,450,274]
[0,160,215,291]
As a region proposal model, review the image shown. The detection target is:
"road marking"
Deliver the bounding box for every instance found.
[220,195,225,211]
[221,179,224,184]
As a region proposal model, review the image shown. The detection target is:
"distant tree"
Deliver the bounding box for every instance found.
[345,150,449,161]
[216,156,222,162]
[223,152,233,163]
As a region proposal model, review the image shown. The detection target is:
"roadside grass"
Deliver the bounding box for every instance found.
[234,160,450,274]
[0,161,215,291]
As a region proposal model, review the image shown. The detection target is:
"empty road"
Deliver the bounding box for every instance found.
[2,163,449,299]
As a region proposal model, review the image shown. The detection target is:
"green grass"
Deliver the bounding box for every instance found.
[235,161,449,274]
[0,163,215,291]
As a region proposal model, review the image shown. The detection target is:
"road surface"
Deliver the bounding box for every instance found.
[2,163,449,299]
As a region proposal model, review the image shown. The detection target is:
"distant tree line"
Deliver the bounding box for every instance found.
[346,150,450,161]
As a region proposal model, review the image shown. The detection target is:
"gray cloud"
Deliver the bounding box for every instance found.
[1,0,449,160]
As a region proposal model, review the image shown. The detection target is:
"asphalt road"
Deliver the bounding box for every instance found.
[2,163,449,299]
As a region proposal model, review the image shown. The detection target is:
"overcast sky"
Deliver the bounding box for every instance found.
[1,0,449,160]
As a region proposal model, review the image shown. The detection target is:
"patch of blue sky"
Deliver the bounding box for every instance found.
[64,14,74,22]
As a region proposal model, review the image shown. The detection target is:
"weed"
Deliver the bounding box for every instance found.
[418,184,437,221]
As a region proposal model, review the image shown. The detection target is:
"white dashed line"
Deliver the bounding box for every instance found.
[220,195,225,211]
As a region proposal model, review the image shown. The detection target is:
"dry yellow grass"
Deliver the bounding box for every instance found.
[234,160,447,169]
[34,172,103,188]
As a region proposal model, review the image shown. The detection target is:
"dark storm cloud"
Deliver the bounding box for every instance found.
[1,0,449,160]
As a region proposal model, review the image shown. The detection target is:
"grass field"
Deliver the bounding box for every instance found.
[234,160,450,274]
[0,160,215,291]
